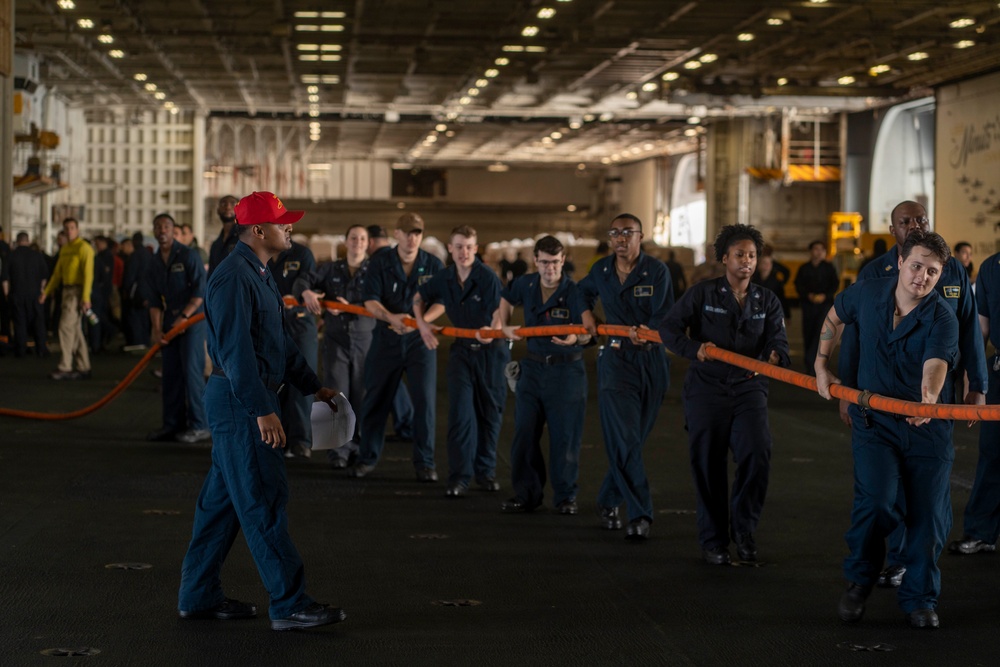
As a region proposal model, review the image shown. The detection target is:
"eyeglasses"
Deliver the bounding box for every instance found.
[536,259,563,267]
[608,228,641,240]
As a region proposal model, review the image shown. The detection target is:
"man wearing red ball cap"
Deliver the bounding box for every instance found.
[177,191,346,631]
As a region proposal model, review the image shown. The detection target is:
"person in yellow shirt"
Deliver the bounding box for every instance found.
[41,218,94,380]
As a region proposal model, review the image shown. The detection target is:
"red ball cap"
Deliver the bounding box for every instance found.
[234,191,305,226]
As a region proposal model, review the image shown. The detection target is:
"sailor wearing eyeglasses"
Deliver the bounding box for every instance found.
[579,214,674,540]
[837,201,987,589]
[496,235,589,515]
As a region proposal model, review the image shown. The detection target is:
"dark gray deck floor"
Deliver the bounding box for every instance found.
[0,329,995,666]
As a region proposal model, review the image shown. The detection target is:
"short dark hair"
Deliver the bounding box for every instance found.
[450,225,477,241]
[713,224,764,262]
[366,224,387,239]
[62,217,78,228]
[16,231,29,243]
[236,222,255,239]
[954,241,972,254]
[611,213,642,232]
[534,235,564,257]
[808,240,826,252]
[153,213,176,227]
[345,224,368,237]
[179,223,193,233]
[901,230,950,265]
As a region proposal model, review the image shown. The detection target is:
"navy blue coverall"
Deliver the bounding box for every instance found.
[660,278,790,550]
[836,277,958,613]
[271,242,318,450]
[579,252,673,523]
[959,252,1000,543]
[294,257,376,462]
[357,247,444,471]
[503,272,587,508]
[419,259,509,487]
[7,244,50,356]
[147,242,208,434]
[178,241,323,620]
[841,248,987,568]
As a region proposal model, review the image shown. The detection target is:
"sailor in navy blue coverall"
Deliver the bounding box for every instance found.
[146,213,209,443]
[817,231,959,630]
[838,201,986,587]
[949,251,1000,554]
[178,191,344,631]
[349,213,444,482]
[271,240,318,458]
[660,225,790,565]
[296,224,375,467]
[414,225,508,496]
[580,214,673,540]
[497,234,588,515]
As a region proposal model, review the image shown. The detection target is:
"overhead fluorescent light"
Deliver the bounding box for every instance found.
[521,26,539,37]
[77,18,94,29]
[537,8,556,19]
[487,163,509,172]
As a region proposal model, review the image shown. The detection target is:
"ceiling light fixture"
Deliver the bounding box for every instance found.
[737,33,755,42]
[955,40,975,49]
[296,25,319,31]
[297,44,318,51]
[109,50,124,58]
[460,96,472,105]
[684,61,702,69]
[687,116,701,124]
[699,53,718,63]
[869,64,891,75]
[134,73,147,81]
[684,128,698,137]
[57,0,75,9]
[309,121,321,128]
[949,17,975,29]
[320,55,340,61]
[525,46,547,52]
[299,55,319,61]
[502,45,525,52]
[521,26,539,37]
[808,0,829,4]
[837,75,855,85]
[98,34,114,44]
[907,51,929,61]
[321,11,346,18]
[537,8,556,19]
[626,91,638,99]
[495,57,510,66]
[767,18,784,26]
[551,131,563,139]
[144,83,157,91]
[307,85,319,93]
[485,69,499,78]
[435,124,447,132]
[320,25,344,32]
[777,77,788,86]
[77,18,94,29]
[320,75,340,84]
[309,95,319,102]
[476,79,488,87]
[569,120,582,129]
[662,72,679,81]
[321,44,342,51]
[468,88,480,96]
[641,82,657,92]
[309,109,320,117]
[154,91,166,99]
[294,11,318,18]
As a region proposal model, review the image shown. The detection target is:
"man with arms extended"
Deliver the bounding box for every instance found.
[349,213,444,481]
[838,200,986,588]
[413,225,508,497]
[816,230,958,629]
[178,191,345,631]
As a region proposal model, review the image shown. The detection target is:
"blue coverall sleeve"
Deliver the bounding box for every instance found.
[833,282,860,326]
[213,272,278,417]
[658,288,703,361]
[417,271,445,305]
[283,324,322,396]
[954,266,988,393]
[646,263,675,329]
[187,251,206,301]
[924,307,960,369]
[501,275,522,306]
[362,252,385,302]
[577,267,599,311]
[762,292,791,367]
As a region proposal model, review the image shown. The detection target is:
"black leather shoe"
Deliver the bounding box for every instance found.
[909,608,940,629]
[415,468,438,483]
[445,483,467,498]
[556,499,579,515]
[600,506,623,530]
[838,583,871,623]
[702,547,731,565]
[735,533,758,562]
[271,603,346,631]
[501,497,536,513]
[625,517,651,540]
[179,598,257,620]
[877,564,906,588]
[475,476,501,492]
[347,463,375,478]
[948,536,997,555]
[146,428,178,442]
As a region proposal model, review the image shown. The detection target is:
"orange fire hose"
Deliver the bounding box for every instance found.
[1,297,997,421]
